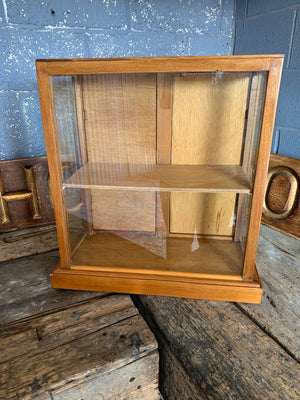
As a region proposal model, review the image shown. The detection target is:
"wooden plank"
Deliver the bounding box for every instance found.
[259,222,300,257]
[0,249,159,399]
[243,58,284,280]
[171,73,250,166]
[0,314,158,400]
[0,251,104,325]
[238,225,300,361]
[136,294,300,400]
[170,192,237,236]
[158,336,205,400]
[64,163,251,193]
[51,267,263,304]
[0,295,138,363]
[171,72,249,236]
[51,352,159,400]
[262,154,300,239]
[36,55,284,77]
[135,301,206,400]
[82,74,156,165]
[71,232,244,277]
[82,73,157,232]
[0,224,58,263]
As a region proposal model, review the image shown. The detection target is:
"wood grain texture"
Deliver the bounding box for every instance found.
[71,231,244,277]
[262,154,300,239]
[239,225,300,361]
[136,293,300,400]
[0,295,138,363]
[82,73,156,232]
[51,352,159,400]
[36,55,284,77]
[64,163,251,192]
[82,74,156,165]
[0,224,58,263]
[0,251,103,325]
[51,267,262,304]
[171,73,249,236]
[172,73,249,166]
[0,250,159,400]
[0,313,158,400]
[134,299,206,400]
[170,192,237,236]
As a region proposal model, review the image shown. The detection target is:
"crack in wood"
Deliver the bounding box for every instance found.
[234,302,300,364]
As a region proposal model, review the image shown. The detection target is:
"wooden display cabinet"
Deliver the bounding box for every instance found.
[36,55,283,303]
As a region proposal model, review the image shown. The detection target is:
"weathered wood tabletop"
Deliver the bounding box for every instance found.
[0,225,299,399]
[0,251,159,400]
[135,225,300,400]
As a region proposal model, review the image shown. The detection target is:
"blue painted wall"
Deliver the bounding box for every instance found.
[0,0,235,160]
[234,0,300,159]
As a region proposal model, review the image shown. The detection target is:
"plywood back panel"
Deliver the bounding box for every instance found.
[170,73,250,236]
[82,74,157,232]
[170,192,237,236]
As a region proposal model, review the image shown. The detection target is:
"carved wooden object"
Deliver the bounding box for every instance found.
[0,157,55,232]
[262,153,300,239]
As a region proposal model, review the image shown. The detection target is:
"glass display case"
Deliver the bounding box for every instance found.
[36,55,283,303]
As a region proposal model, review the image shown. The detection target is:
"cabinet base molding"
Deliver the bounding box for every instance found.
[51,265,263,304]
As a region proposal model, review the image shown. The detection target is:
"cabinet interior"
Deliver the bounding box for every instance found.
[52,71,266,279]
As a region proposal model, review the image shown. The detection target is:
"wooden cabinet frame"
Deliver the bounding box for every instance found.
[36,55,283,303]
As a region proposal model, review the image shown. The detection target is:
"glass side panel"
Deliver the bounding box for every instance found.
[51,71,266,278]
[242,72,267,186]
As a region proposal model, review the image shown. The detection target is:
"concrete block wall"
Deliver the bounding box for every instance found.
[234,0,300,159]
[0,0,234,160]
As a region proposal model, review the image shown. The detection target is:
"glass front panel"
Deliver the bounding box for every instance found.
[52,71,266,278]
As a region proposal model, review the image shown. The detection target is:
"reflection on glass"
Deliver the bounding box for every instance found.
[52,71,266,278]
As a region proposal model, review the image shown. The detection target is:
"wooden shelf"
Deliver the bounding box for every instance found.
[70,232,244,279]
[64,163,251,193]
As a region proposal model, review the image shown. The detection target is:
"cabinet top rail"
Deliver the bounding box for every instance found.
[36,55,284,76]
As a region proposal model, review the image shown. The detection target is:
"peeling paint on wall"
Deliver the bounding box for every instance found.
[0,0,234,160]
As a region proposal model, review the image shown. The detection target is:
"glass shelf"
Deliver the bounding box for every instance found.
[63,163,252,193]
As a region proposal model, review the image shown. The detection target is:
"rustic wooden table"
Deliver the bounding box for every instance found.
[0,251,159,400]
[0,225,299,399]
[135,225,300,400]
